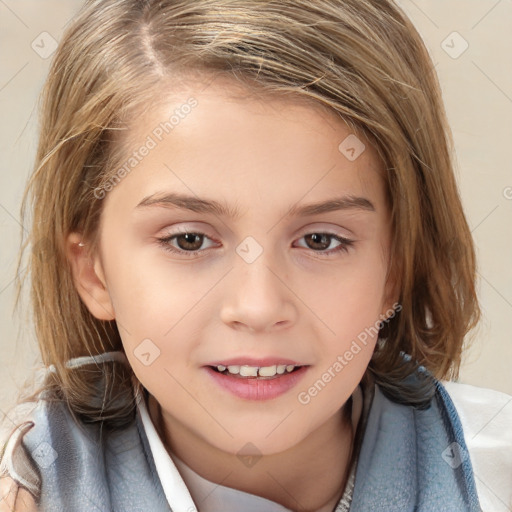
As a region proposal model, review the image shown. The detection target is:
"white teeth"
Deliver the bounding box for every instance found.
[217,364,299,377]
[258,365,277,377]
[239,365,258,377]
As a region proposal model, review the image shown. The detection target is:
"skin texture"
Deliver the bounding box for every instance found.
[0,478,38,511]
[67,76,396,511]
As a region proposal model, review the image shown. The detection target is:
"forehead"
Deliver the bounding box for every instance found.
[106,76,387,217]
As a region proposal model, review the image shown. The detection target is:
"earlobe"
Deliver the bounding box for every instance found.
[66,232,115,321]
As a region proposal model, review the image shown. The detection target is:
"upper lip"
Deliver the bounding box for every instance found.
[205,357,307,367]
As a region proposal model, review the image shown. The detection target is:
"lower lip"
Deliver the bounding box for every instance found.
[204,366,309,401]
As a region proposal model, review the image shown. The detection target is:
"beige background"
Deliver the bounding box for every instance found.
[1,0,511,434]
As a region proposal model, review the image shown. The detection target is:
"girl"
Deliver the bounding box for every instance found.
[0,0,485,510]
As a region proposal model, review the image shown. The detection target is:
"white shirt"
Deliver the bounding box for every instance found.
[441,381,512,512]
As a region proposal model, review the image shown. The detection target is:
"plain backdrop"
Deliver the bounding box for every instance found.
[1,0,511,432]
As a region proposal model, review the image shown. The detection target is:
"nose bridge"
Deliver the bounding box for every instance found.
[234,240,282,301]
[219,237,295,331]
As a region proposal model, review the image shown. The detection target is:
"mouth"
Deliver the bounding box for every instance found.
[204,361,310,401]
[209,363,304,379]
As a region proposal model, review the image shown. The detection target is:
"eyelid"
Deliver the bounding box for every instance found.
[157,223,218,243]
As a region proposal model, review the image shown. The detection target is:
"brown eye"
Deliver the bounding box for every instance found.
[175,233,204,251]
[294,232,355,256]
[157,231,218,256]
[304,233,331,250]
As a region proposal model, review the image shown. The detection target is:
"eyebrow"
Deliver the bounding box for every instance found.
[135,192,375,218]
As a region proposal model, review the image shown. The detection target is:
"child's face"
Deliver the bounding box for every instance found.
[76,76,394,455]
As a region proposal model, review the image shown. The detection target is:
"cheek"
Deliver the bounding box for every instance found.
[106,250,210,331]
[297,281,382,418]
[311,252,388,329]
[105,255,218,371]
[300,249,388,401]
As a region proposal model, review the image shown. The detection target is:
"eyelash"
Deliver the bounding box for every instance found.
[156,230,355,258]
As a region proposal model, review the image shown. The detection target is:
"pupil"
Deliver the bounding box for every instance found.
[179,233,202,250]
[307,233,329,250]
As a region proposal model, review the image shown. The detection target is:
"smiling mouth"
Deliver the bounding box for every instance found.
[209,364,304,379]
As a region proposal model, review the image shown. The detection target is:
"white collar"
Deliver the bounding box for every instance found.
[137,393,198,511]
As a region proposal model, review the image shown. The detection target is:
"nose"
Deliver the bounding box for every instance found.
[219,252,298,333]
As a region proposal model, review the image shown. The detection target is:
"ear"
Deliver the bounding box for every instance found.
[66,232,115,321]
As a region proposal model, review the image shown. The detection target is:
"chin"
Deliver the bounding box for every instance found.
[205,426,308,457]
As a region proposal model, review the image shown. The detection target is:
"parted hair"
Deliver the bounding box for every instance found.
[13,0,480,428]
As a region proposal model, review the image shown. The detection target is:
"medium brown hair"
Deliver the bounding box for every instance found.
[12,0,480,426]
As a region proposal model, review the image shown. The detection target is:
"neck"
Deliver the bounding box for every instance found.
[149,394,356,512]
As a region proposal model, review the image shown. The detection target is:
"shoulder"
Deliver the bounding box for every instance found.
[0,477,38,512]
[441,380,512,512]
[1,412,40,512]
[351,375,484,510]
[0,398,75,509]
